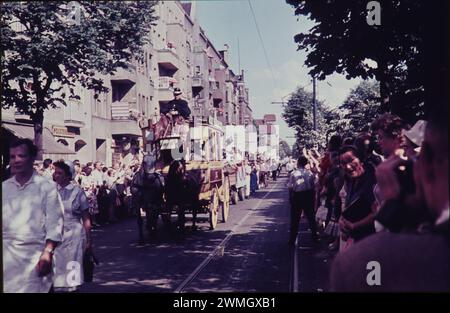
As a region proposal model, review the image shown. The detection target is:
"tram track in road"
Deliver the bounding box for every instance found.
[289,236,299,292]
[173,181,280,293]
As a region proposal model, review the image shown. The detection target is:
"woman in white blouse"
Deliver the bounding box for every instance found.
[52,160,92,292]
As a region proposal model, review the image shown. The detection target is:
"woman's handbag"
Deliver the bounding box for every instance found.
[83,249,99,283]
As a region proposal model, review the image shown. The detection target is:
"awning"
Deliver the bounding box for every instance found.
[2,122,75,154]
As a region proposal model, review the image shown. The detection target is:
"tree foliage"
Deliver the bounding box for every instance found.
[1,1,158,158]
[279,140,292,159]
[338,80,381,135]
[282,81,381,152]
[282,86,333,150]
[286,0,428,124]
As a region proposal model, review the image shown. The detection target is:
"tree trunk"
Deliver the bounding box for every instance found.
[33,110,44,161]
[378,59,390,113]
[377,1,392,113]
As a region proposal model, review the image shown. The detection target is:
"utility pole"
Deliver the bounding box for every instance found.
[237,37,241,75]
[312,75,317,131]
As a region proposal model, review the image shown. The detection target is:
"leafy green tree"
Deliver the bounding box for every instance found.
[286,0,428,123]
[1,1,158,159]
[279,140,292,159]
[282,86,332,150]
[339,80,381,134]
[291,142,300,159]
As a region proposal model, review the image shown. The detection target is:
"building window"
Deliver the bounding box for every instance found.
[67,126,80,135]
[75,139,87,152]
[144,52,148,75]
[149,54,153,75]
[138,93,141,114]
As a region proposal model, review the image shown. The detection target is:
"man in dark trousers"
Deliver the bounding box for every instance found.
[288,156,318,245]
[160,87,191,120]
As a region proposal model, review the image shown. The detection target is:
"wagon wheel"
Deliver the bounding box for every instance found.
[221,178,230,223]
[209,189,219,230]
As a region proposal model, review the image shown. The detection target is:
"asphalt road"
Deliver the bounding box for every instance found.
[81,173,336,293]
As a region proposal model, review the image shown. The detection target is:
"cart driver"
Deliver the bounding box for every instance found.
[160,88,191,159]
[161,88,191,121]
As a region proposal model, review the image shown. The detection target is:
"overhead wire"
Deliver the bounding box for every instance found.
[247,0,277,89]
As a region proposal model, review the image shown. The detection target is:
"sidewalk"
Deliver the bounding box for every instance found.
[295,219,338,292]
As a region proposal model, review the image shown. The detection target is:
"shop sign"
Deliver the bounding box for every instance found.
[52,126,75,138]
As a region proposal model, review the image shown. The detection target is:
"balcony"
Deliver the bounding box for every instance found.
[111,101,139,120]
[64,119,85,128]
[193,45,205,54]
[157,76,176,102]
[238,95,248,103]
[192,75,206,91]
[225,72,235,82]
[63,99,86,127]
[192,107,203,118]
[110,101,141,136]
[215,68,226,83]
[157,47,179,71]
[110,119,141,137]
[212,89,224,102]
[111,63,136,84]
[158,76,177,89]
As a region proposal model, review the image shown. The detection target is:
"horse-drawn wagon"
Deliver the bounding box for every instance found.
[145,116,230,231]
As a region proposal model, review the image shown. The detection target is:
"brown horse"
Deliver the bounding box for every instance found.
[130,154,165,244]
[164,160,201,233]
[150,114,170,142]
[150,113,187,142]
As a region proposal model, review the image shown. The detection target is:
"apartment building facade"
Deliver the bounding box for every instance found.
[2,1,254,166]
[253,114,279,160]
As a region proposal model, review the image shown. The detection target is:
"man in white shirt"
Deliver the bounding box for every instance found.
[41,158,53,180]
[286,159,294,176]
[287,156,318,245]
[269,159,278,181]
[244,159,252,199]
[2,139,64,293]
[91,161,104,188]
[259,161,268,188]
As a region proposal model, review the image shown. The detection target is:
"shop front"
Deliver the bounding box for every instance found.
[1,120,75,166]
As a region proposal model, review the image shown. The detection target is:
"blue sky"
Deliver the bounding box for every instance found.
[195,0,361,146]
